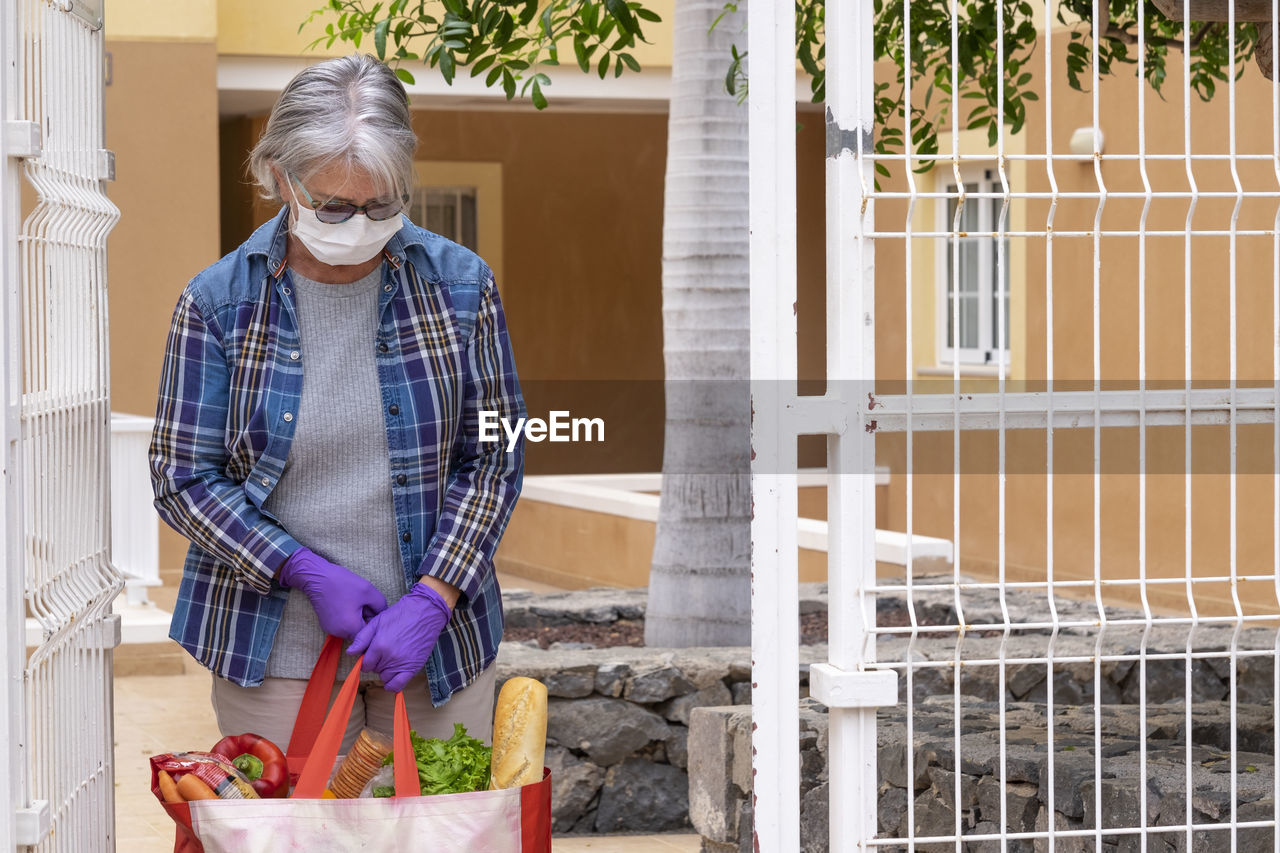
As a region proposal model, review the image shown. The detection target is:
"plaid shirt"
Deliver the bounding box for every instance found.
[149,206,525,703]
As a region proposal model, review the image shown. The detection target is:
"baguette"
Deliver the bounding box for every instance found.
[488,677,547,789]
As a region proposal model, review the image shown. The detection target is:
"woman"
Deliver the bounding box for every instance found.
[149,54,524,753]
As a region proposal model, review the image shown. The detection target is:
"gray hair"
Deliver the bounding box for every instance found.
[249,54,416,202]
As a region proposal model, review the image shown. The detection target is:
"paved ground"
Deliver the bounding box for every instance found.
[112,572,701,852]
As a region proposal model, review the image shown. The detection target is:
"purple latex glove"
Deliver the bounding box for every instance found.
[347,582,452,692]
[277,546,388,640]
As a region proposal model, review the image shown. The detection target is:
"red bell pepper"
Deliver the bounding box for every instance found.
[210,733,288,798]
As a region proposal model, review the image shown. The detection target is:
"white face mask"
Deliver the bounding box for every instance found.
[287,184,403,267]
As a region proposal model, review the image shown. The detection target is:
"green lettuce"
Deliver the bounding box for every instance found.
[373,723,491,797]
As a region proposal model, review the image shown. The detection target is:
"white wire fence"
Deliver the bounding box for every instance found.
[4,0,123,849]
[752,0,1280,850]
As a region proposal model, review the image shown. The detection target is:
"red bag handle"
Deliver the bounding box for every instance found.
[288,636,417,799]
[285,635,343,767]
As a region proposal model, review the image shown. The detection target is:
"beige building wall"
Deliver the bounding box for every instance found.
[875,30,1279,617]
[105,15,222,580]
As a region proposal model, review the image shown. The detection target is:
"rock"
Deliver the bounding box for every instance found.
[911,784,958,853]
[548,641,597,651]
[1236,797,1277,851]
[1007,664,1047,700]
[799,781,829,853]
[1122,658,1226,705]
[595,758,691,833]
[626,661,697,704]
[594,662,631,698]
[974,776,1039,833]
[927,766,978,812]
[701,841,737,853]
[547,696,670,766]
[1032,806,1089,853]
[1081,777,1141,831]
[879,784,908,835]
[659,681,733,725]
[665,723,689,769]
[734,798,755,853]
[544,663,597,698]
[878,739,933,792]
[1038,748,1094,820]
[544,746,605,832]
[729,710,753,795]
[800,738,825,792]
[526,588,632,623]
[730,681,752,705]
[1236,654,1275,704]
[908,666,954,705]
[672,650,749,690]
[569,805,598,834]
[688,706,752,843]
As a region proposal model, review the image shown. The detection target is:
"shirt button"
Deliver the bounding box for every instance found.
[383,284,392,292]
[401,532,412,542]
[378,343,389,353]
[290,351,300,361]
[260,476,270,486]
[388,404,400,415]
[283,412,293,422]
[396,473,407,486]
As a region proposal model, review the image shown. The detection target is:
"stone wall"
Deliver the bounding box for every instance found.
[497,586,826,834]
[691,696,1277,853]
[500,584,1279,848]
[496,642,789,833]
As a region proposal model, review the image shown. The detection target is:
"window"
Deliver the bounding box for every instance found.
[411,161,503,286]
[410,186,478,252]
[938,169,1010,366]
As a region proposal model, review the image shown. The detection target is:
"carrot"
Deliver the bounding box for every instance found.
[157,770,184,804]
[176,773,219,801]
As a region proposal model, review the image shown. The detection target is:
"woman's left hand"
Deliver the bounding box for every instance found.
[346,581,453,692]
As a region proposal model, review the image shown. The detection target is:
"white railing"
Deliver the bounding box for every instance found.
[518,469,951,567]
[3,0,123,850]
[110,413,161,606]
[750,0,1280,851]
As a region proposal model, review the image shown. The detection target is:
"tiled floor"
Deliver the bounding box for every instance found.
[113,572,701,852]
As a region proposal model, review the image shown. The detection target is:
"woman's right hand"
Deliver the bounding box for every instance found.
[277,547,388,639]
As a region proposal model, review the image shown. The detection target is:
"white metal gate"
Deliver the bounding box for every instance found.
[751,0,1280,850]
[3,0,123,850]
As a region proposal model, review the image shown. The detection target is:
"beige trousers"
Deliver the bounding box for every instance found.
[210,665,498,757]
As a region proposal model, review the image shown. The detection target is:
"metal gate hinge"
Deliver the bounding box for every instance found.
[4,121,42,159]
[98,149,115,181]
[808,664,898,708]
[15,800,51,845]
[98,612,122,650]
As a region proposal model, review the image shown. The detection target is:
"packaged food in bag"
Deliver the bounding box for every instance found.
[358,765,395,799]
[151,752,261,800]
[327,728,392,798]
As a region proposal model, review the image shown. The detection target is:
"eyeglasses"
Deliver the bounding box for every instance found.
[289,172,409,224]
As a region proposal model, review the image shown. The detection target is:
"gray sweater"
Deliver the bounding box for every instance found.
[264,265,406,680]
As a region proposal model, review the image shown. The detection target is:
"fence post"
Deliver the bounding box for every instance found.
[748,0,800,849]
[2,0,34,846]
[809,2,898,849]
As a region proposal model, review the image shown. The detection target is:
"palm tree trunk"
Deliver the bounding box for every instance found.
[644,0,751,648]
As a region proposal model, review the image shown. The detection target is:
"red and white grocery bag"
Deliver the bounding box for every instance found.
[150,636,551,852]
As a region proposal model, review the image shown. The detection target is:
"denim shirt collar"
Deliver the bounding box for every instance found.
[246,204,430,278]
